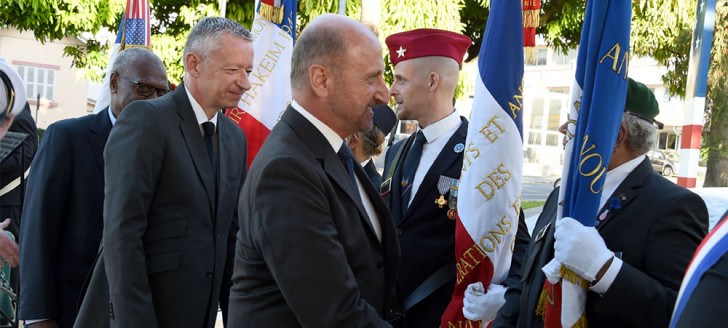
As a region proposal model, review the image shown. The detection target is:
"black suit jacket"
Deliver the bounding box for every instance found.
[364,159,382,188]
[228,106,400,327]
[74,84,247,328]
[493,157,709,328]
[382,118,530,328]
[18,109,110,328]
[673,251,728,328]
[1,103,38,235]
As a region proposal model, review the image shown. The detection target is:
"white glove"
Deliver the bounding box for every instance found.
[462,282,507,323]
[553,217,613,282]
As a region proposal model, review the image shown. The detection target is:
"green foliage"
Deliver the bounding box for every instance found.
[703,0,728,186]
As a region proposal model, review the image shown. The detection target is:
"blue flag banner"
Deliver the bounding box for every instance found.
[561,0,631,226]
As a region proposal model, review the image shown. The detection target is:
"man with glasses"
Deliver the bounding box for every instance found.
[18,47,168,328]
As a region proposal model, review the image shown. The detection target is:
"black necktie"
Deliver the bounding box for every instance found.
[337,143,359,195]
[202,122,216,182]
[401,131,425,216]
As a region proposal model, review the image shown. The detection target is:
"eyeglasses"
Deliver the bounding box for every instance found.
[114,72,170,97]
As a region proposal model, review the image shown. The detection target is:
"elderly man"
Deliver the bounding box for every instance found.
[228,14,400,327]
[492,79,709,328]
[19,47,168,328]
[75,17,250,328]
[381,29,530,328]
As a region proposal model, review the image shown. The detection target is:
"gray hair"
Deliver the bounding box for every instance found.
[290,22,347,89]
[623,112,657,155]
[111,47,163,77]
[183,17,254,67]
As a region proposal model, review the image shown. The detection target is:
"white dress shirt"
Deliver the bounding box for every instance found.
[408,111,461,207]
[185,86,218,136]
[291,101,382,241]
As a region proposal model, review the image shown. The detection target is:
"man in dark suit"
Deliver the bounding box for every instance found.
[348,104,397,187]
[75,17,249,328]
[381,29,531,328]
[671,209,728,328]
[492,79,709,328]
[228,14,400,327]
[18,48,168,328]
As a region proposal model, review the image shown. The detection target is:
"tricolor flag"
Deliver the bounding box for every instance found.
[539,0,631,327]
[440,0,524,326]
[225,0,296,167]
[93,0,151,114]
[670,210,728,327]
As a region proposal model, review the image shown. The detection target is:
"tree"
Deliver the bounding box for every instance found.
[703,0,728,186]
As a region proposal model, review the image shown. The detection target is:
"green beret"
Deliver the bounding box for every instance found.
[624,78,659,124]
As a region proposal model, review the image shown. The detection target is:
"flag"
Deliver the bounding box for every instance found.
[669,210,728,327]
[93,0,151,114]
[539,0,631,327]
[225,0,296,167]
[440,0,524,326]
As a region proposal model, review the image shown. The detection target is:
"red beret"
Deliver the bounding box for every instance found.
[385,28,472,66]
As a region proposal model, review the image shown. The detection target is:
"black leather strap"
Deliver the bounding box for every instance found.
[403,259,455,312]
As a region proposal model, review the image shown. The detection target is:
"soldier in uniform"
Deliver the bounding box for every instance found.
[381,29,530,328]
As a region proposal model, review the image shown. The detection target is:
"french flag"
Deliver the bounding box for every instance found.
[440,0,524,326]
[225,0,297,167]
[94,0,151,114]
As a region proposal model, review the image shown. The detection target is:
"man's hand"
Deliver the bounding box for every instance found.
[0,219,18,268]
[462,282,507,323]
[0,114,15,141]
[26,320,60,328]
[553,217,613,282]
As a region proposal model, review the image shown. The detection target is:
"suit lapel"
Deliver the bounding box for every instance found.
[174,83,216,215]
[89,108,113,173]
[282,107,374,233]
[404,119,467,223]
[595,158,651,231]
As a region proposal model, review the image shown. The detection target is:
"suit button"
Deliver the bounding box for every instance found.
[215,233,220,240]
[396,229,403,236]
[206,270,213,279]
[595,220,600,227]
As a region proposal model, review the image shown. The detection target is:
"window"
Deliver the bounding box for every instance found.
[16,65,56,101]
[526,48,548,66]
[553,48,578,65]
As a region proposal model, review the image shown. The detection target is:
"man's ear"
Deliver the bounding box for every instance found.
[309,64,330,98]
[109,73,119,95]
[185,53,203,78]
[614,122,627,150]
[427,72,440,92]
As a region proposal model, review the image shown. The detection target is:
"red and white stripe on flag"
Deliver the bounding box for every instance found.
[226,0,296,167]
[441,0,524,325]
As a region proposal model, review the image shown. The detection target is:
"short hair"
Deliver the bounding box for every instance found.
[623,112,657,155]
[183,17,254,67]
[360,127,386,157]
[290,22,347,89]
[111,47,162,77]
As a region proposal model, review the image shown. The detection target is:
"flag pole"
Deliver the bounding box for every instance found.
[338,0,346,15]
[219,0,227,17]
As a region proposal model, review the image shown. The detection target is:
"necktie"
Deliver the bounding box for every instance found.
[337,143,359,195]
[202,122,217,182]
[401,131,425,216]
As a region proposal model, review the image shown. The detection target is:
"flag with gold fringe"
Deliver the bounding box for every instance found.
[536,0,631,327]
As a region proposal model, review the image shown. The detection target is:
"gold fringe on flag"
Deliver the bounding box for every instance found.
[523,9,540,28]
[560,266,590,289]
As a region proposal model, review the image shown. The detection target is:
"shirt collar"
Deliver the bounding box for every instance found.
[184,85,218,128]
[600,154,646,209]
[290,100,344,153]
[108,106,116,126]
[420,111,460,143]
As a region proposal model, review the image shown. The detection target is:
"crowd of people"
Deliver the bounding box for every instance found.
[0,12,722,328]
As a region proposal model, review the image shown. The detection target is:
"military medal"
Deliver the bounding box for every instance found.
[436,176,454,209]
[447,179,459,220]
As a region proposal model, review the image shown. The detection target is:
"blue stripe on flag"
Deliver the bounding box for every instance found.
[256,0,297,41]
[562,0,631,226]
[478,0,524,138]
